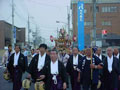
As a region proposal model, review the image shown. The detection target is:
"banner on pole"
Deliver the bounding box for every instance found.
[78,1,84,50]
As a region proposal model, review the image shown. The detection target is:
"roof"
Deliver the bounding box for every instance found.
[71,0,120,4]
[0,20,25,29]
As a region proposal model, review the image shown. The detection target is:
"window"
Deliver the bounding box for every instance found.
[107,7,110,12]
[102,7,108,12]
[90,6,92,12]
[84,9,87,13]
[96,6,99,12]
[110,7,117,12]
[102,21,111,26]
[84,21,92,26]
[102,6,117,13]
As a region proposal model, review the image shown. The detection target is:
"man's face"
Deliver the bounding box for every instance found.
[31,50,34,54]
[107,48,113,57]
[39,47,46,54]
[114,48,119,55]
[81,50,85,55]
[86,48,91,56]
[73,48,78,55]
[97,48,101,55]
[50,51,58,61]
[35,49,39,54]
[8,46,12,52]
[24,48,26,51]
[62,50,66,55]
[15,46,20,53]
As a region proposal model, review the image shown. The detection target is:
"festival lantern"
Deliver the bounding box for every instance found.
[50,35,54,42]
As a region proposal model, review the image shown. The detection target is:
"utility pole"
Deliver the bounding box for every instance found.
[28,15,30,46]
[35,25,38,47]
[67,6,70,36]
[36,25,38,39]
[57,27,59,38]
[12,0,15,48]
[93,0,97,46]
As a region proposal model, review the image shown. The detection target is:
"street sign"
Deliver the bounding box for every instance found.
[78,1,84,50]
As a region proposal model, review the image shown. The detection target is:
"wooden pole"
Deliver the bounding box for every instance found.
[90,31,93,80]
[91,47,93,80]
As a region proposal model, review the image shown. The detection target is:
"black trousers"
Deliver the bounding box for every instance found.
[83,83,97,90]
[104,73,118,90]
[12,66,22,90]
[118,80,120,90]
[97,76,105,90]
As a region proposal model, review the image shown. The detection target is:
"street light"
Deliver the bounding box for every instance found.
[56,21,60,23]
[56,21,68,25]
[28,16,34,43]
[56,20,68,34]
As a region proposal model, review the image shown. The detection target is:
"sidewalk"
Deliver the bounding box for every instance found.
[0,49,5,64]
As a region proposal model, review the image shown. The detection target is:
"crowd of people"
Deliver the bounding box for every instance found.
[1,44,120,90]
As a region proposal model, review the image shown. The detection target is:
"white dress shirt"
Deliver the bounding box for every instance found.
[107,55,113,73]
[51,60,59,74]
[23,50,28,57]
[58,53,69,67]
[96,54,102,61]
[73,54,78,65]
[86,57,91,60]
[14,52,20,66]
[37,53,46,71]
[2,50,14,65]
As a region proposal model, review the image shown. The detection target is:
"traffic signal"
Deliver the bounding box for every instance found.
[102,30,107,35]
[102,30,107,38]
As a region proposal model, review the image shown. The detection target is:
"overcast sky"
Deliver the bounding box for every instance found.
[0,0,71,46]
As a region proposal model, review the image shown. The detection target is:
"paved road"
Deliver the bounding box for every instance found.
[0,65,72,90]
[0,65,35,90]
[0,57,72,90]
[0,65,13,90]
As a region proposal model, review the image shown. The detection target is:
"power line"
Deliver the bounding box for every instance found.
[0,15,11,21]
[28,0,68,8]
[43,0,58,4]
[20,0,29,14]
[14,4,28,18]
[14,10,27,22]
[8,0,28,23]
[8,0,29,16]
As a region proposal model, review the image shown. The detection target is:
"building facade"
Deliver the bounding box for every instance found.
[71,0,120,47]
[0,20,26,49]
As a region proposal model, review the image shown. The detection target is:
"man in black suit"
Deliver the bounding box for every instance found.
[114,47,120,63]
[96,47,106,90]
[103,47,120,90]
[40,49,68,90]
[7,45,27,90]
[114,47,120,90]
[79,47,103,90]
[96,48,106,62]
[66,47,83,90]
[27,44,50,82]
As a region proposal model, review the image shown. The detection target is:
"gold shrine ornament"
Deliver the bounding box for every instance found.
[34,79,45,90]
[3,72,10,80]
[22,78,31,89]
[97,80,101,89]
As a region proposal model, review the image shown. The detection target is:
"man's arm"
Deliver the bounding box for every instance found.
[2,51,7,65]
